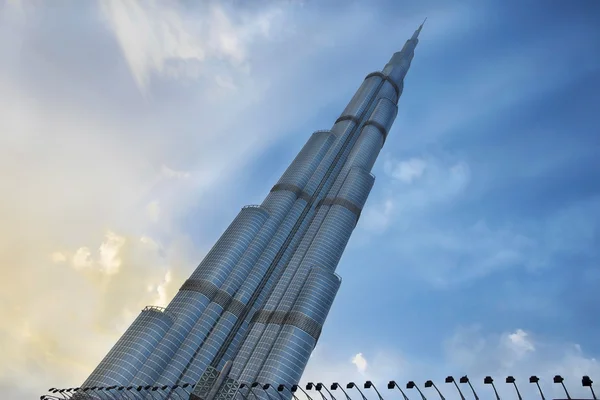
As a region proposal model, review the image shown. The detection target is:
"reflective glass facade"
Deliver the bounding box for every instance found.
[78,23,423,400]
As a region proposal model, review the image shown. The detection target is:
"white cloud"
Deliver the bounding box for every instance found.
[72,247,94,270]
[50,251,67,264]
[359,155,468,235]
[352,353,368,374]
[507,329,536,356]
[361,155,469,236]
[155,269,173,308]
[98,231,126,275]
[303,346,406,392]
[385,157,427,183]
[386,155,470,208]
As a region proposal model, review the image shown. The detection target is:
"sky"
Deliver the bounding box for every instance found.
[1,0,599,399]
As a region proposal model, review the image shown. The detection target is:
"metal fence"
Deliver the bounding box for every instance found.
[41,375,597,400]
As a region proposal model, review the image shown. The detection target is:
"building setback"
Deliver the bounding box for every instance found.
[78,21,424,400]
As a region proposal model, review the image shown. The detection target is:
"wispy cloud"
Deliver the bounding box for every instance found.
[359,154,470,236]
[99,0,287,91]
[385,157,428,183]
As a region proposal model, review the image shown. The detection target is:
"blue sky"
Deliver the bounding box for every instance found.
[0,1,599,399]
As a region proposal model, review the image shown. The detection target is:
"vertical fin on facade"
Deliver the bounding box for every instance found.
[253,268,341,386]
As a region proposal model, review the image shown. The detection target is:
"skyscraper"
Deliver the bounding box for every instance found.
[78,22,423,400]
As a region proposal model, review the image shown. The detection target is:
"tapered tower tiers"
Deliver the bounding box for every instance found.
[77,22,424,400]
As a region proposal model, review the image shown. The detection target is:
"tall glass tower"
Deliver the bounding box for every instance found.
[78,22,423,400]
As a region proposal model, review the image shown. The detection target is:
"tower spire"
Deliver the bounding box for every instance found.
[411,17,427,40]
[383,19,424,84]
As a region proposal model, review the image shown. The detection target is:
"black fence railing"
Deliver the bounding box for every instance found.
[41,375,597,400]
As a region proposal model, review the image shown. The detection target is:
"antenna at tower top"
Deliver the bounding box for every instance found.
[412,17,427,40]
